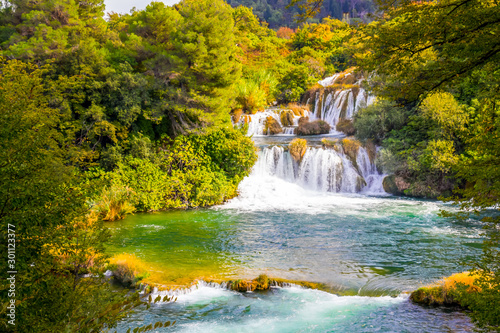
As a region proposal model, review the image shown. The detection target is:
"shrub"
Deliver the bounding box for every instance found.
[289,138,308,162]
[280,110,295,127]
[109,254,151,287]
[287,103,307,116]
[353,99,409,145]
[296,119,330,135]
[336,118,356,136]
[93,185,136,221]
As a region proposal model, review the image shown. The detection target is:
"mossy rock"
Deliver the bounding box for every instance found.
[336,119,356,136]
[231,109,244,123]
[356,176,367,192]
[340,138,361,164]
[410,287,458,306]
[382,175,407,196]
[296,120,330,136]
[264,116,282,135]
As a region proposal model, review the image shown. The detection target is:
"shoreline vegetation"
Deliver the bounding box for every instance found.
[0,0,498,331]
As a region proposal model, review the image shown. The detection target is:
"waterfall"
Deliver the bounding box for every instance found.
[243,109,310,137]
[311,72,376,130]
[251,145,387,195]
[254,146,368,193]
[356,147,386,195]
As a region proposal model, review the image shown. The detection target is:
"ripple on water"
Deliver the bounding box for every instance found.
[117,285,474,333]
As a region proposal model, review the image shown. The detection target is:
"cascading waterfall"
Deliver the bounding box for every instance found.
[244,109,310,136]
[254,145,384,194]
[313,78,375,129]
[356,147,387,195]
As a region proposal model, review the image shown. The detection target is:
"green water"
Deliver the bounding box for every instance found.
[109,189,482,332]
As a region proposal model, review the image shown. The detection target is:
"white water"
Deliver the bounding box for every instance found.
[314,78,375,129]
[244,109,311,137]
[242,71,376,136]
[259,146,385,194]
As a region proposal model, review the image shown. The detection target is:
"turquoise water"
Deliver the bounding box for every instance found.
[108,135,483,332]
[109,187,482,332]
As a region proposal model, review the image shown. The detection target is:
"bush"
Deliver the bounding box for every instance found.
[336,118,356,135]
[109,254,151,287]
[353,99,409,145]
[280,110,294,127]
[93,185,136,221]
[289,138,307,162]
[95,126,257,212]
[296,119,330,135]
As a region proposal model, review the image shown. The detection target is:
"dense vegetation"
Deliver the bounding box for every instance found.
[226,0,375,28]
[0,0,498,330]
[348,0,499,329]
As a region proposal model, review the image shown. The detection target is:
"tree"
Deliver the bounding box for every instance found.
[0,59,136,332]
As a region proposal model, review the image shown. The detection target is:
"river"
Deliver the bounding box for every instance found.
[111,81,483,331]
[109,131,483,332]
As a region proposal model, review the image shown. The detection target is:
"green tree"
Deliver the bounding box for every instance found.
[0,60,137,332]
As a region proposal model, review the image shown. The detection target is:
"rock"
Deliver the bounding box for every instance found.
[264,116,282,135]
[382,175,408,195]
[335,119,356,136]
[295,119,330,136]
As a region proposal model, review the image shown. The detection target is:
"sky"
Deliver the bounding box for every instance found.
[103,0,180,14]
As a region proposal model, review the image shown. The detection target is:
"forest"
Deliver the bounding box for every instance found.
[0,0,498,332]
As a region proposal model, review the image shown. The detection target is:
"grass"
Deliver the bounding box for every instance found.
[93,185,135,222]
[410,271,481,306]
[109,253,151,287]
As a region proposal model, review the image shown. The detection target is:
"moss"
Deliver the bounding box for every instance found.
[289,138,307,163]
[410,272,481,307]
[225,275,329,293]
[264,116,282,135]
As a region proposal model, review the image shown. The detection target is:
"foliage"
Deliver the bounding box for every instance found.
[289,138,308,162]
[354,0,500,327]
[353,99,408,145]
[0,59,138,332]
[357,0,500,102]
[95,127,257,211]
[109,254,151,287]
[336,118,355,135]
[227,0,375,28]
